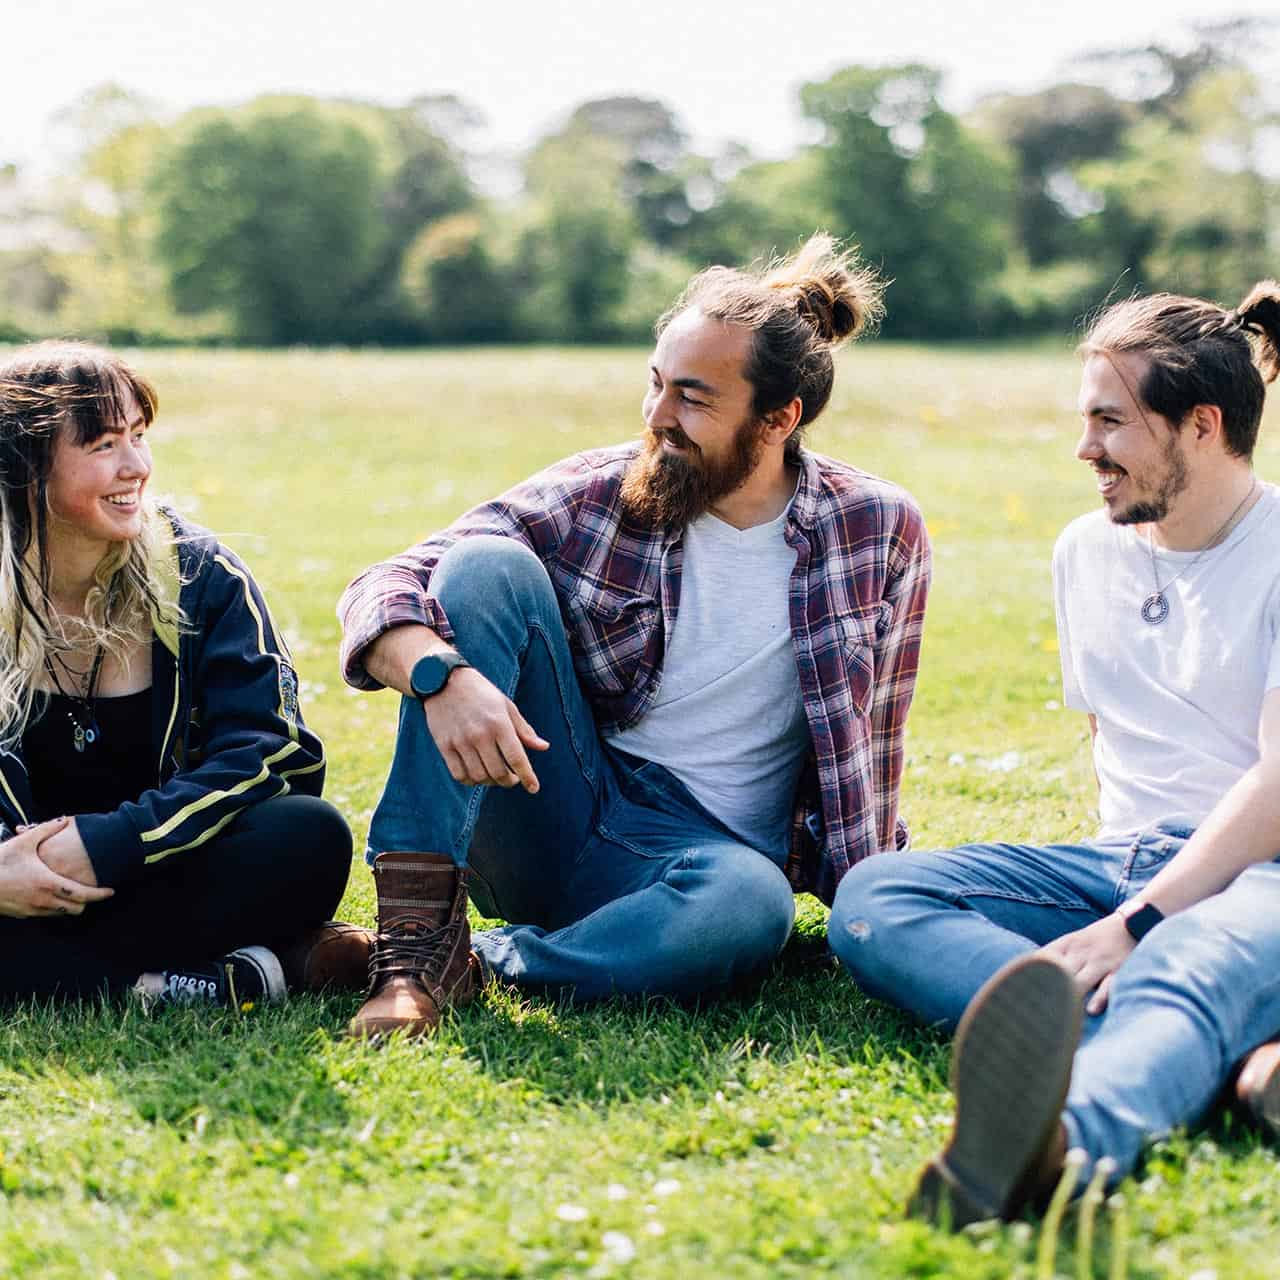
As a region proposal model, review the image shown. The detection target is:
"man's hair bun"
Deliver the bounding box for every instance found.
[1236,280,1280,384]
[762,233,885,345]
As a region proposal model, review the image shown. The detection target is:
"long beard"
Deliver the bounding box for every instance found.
[620,419,765,527]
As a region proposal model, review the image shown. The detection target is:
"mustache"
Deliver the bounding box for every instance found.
[647,425,700,453]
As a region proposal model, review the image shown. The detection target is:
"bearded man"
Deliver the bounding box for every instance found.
[337,236,930,1038]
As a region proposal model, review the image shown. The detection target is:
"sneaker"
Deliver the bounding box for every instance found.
[132,945,287,1009]
[907,952,1081,1230]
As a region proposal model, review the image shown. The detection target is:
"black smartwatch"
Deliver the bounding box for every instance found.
[1117,898,1165,943]
[409,651,472,700]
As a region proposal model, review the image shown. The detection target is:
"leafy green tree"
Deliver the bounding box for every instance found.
[44,85,179,342]
[151,96,473,344]
[346,97,476,341]
[552,97,696,250]
[1068,17,1275,126]
[518,132,637,341]
[400,212,515,343]
[0,165,60,337]
[801,64,1016,336]
[680,149,834,270]
[972,84,1133,266]
[1073,67,1277,302]
[152,101,387,343]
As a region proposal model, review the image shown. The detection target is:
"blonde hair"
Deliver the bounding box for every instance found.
[659,233,886,456]
[0,341,182,749]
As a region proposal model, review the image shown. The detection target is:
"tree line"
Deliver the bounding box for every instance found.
[1,17,1274,347]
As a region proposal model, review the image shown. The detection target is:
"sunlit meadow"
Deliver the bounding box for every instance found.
[1,343,1278,1278]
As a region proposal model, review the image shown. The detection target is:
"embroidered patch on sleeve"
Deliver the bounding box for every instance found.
[278,660,300,727]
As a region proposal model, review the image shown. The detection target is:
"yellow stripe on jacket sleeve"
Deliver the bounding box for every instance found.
[280,758,324,782]
[140,742,301,843]
[142,779,288,863]
[213,553,299,743]
[214,552,294,661]
[214,554,268,654]
[156,666,181,778]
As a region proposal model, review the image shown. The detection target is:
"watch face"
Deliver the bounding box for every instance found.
[1122,902,1163,942]
[410,655,450,698]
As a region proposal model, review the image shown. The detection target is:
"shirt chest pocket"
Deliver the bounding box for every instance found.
[562,586,660,695]
[835,608,879,718]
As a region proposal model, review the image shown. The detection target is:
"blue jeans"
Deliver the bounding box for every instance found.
[368,536,795,1000]
[829,827,1280,1180]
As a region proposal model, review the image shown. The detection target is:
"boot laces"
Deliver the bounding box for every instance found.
[370,915,461,984]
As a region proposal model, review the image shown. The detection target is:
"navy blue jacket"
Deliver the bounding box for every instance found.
[0,512,325,887]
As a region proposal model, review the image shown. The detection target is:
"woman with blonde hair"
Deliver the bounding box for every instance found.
[0,341,363,1005]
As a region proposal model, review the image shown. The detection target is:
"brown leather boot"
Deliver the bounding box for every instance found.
[278,922,375,993]
[1236,1038,1280,1136]
[347,852,482,1040]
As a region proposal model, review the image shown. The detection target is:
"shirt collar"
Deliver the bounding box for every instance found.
[656,448,820,546]
[788,450,822,531]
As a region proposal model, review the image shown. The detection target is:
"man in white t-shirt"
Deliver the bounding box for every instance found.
[831,280,1280,1226]
[337,236,930,1039]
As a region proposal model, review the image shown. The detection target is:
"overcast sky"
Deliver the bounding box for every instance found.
[4,0,1271,174]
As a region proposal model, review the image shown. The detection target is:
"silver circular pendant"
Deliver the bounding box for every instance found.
[1141,592,1170,625]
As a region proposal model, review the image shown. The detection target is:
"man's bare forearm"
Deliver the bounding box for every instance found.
[362,624,457,697]
[1128,687,1280,916]
[1137,759,1280,916]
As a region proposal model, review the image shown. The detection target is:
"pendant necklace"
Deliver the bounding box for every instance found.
[1141,480,1258,626]
[42,646,105,751]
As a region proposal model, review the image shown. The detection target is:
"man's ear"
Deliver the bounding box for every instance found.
[763,397,803,444]
[1188,403,1225,448]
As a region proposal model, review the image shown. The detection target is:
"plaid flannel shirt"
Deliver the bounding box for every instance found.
[339,443,930,905]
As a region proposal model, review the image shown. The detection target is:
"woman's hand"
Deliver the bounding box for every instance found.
[34,818,100,887]
[1041,913,1135,1015]
[0,818,114,918]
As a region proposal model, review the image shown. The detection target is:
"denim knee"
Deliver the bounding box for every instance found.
[721,854,796,963]
[431,535,555,631]
[827,856,912,989]
[664,850,795,988]
[703,852,795,971]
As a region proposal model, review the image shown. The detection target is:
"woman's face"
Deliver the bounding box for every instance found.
[46,389,152,550]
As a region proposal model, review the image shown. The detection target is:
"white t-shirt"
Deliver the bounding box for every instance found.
[1053,483,1280,838]
[607,500,809,859]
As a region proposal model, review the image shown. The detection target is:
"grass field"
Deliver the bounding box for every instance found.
[2,342,1279,1278]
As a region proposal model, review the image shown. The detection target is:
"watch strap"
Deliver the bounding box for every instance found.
[1118,900,1164,943]
[410,651,472,699]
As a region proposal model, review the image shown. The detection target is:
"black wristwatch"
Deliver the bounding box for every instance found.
[1117,898,1165,943]
[409,651,472,700]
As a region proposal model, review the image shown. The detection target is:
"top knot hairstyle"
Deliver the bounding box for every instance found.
[658,234,886,458]
[1080,280,1280,460]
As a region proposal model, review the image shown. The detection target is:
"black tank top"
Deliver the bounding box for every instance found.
[22,688,156,820]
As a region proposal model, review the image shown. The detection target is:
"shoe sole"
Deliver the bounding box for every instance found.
[907,953,1081,1229]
